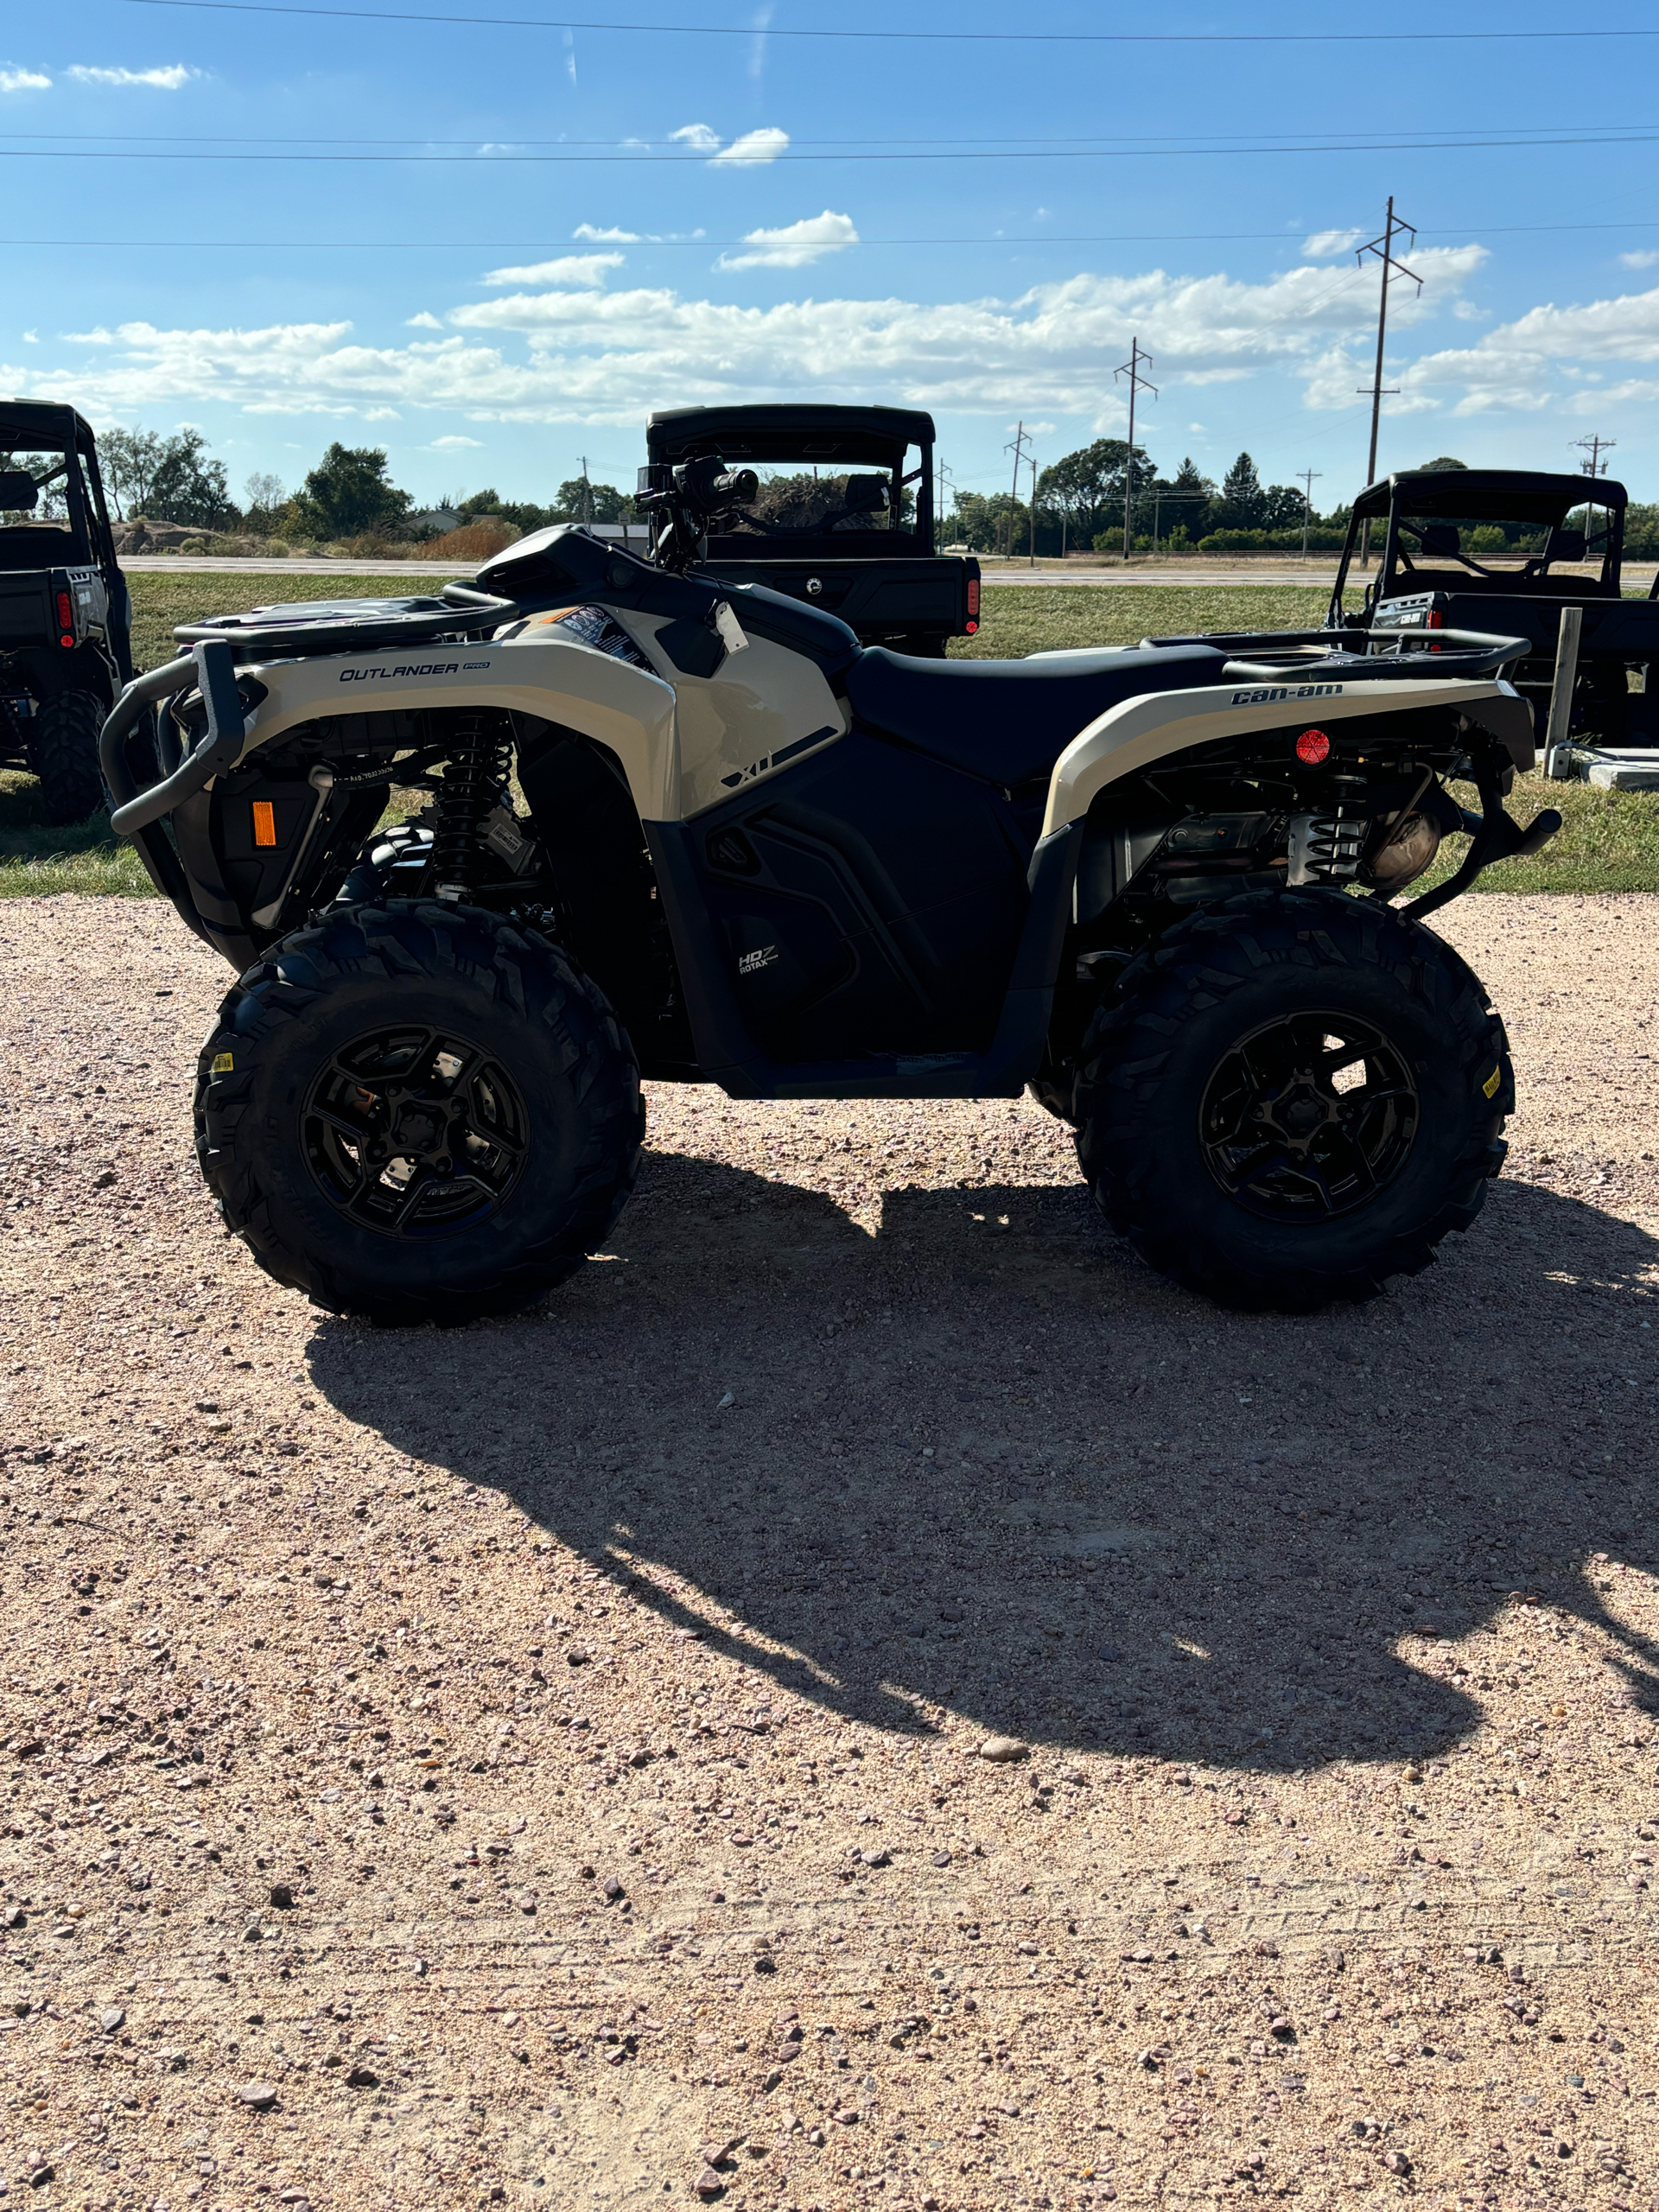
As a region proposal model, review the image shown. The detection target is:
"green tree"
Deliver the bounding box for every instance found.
[99,425,168,519]
[1415,455,1468,472]
[1216,453,1266,531]
[1035,438,1155,545]
[294,443,411,539]
[148,429,234,530]
[553,477,632,524]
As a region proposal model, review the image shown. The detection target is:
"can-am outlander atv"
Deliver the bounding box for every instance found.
[102,454,1558,1320]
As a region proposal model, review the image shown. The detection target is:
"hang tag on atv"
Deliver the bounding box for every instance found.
[712,601,749,655]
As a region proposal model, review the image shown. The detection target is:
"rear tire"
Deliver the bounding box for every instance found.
[194,900,645,1324]
[27,690,107,825]
[1072,887,1512,1311]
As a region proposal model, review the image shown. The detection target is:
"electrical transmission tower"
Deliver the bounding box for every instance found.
[1354,198,1422,565]
[1115,338,1157,559]
[1297,467,1323,562]
[1004,423,1032,562]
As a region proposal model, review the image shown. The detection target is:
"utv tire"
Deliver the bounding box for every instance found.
[194,900,645,1325]
[1073,887,1512,1312]
[28,690,107,825]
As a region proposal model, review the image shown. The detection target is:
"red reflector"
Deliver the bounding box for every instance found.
[964,620,978,634]
[55,590,73,632]
[1295,728,1332,766]
[251,800,277,848]
[59,634,75,650]
[966,578,980,617]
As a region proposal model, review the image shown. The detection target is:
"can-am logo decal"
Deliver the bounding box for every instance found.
[1230,682,1345,706]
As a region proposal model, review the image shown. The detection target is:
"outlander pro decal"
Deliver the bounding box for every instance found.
[1230,683,1345,706]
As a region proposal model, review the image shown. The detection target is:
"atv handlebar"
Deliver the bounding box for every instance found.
[103,639,249,837]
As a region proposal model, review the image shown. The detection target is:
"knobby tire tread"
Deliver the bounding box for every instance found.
[1072,887,1511,1311]
[194,900,644,1325]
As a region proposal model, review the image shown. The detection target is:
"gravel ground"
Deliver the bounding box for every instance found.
[2,892,1657,2212]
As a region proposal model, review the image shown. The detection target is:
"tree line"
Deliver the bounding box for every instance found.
[944,442,1343,558]
[93,429,632,543]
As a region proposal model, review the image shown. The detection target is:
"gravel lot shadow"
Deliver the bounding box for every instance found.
[307,1143,1659,1776]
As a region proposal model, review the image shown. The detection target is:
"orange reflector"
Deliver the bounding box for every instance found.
[251,799,277,847]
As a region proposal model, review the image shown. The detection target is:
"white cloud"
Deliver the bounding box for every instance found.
[61,327,114,345]
[711,126,789,167]
[22,330,37,344]
[717,210,857,270]
[1302,228,1364,261]
[426,433,482,449]
[574,224,643,244]
[1619,249,1659,270]
[1397,280,1659,416]
[669,123,721,154]
[0,67,51,92]
[0,241,1514,431]
[406,311,444,330]
[67,63,195,89]
[480,252,622,289]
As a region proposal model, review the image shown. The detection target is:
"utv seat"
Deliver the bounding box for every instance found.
[843,642,1230,790]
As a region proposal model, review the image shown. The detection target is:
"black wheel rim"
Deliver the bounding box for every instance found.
[1198,1009,1419,1222]
[302,1026,528,1239]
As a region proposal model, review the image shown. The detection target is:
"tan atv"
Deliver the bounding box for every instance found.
[102,454,1556,1321]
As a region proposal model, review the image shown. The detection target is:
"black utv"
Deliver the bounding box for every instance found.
[1329,467,1659,748]
[0,400,133,823]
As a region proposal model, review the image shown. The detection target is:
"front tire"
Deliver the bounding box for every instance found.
[28,690,107,825]
[194,901,645,1324]
[1073,888,1512,1311]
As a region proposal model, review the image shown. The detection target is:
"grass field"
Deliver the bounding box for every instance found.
[3,572,1655,900]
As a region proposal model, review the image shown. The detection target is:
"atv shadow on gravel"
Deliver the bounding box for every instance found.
[304,1154,1659,1776]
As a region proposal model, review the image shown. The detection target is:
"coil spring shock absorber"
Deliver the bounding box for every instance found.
[430,711,512,900]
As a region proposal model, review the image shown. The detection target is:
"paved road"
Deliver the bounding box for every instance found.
[120,556,1344,587]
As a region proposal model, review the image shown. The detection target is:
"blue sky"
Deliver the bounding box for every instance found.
[4,1,1659,512]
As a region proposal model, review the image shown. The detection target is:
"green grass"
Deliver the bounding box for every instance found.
[3,572,1656,899]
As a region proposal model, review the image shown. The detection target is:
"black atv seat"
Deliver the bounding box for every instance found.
[843,642,1230,789]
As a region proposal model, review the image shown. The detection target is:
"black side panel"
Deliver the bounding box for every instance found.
[688,728,1033,1060]
[515,723,696,1071]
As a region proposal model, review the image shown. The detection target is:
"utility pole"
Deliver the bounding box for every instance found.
[579,454,592,526]
[1115,338,1157,560]
[1004,423,1031,562]
[1297,467,1323,562]
[937,460,958,550]
[1028,451,1039,567]
[1572,435,1615,570]
[1573,433,1615,479]
[1354,198,1422,566]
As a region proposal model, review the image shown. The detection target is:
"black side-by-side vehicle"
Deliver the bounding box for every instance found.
[642,404,978,656]
[0,399,133,822]
[1329,467,1659,747]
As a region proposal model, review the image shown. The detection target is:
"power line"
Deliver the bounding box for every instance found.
[10,127,1659,162]
[4,218,1658,251]
[114,0,1659,45]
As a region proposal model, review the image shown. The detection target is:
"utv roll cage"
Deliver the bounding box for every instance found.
[643,404,937,561]
[1328,467,1636,624]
